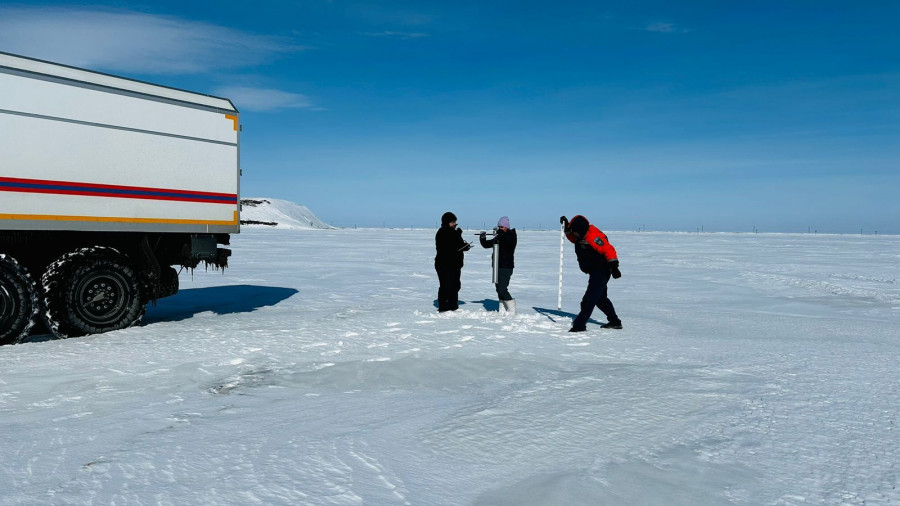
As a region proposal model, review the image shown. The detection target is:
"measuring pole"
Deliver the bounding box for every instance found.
[558,222,565,310]
[492,242,500,284]
[474,231,500,284]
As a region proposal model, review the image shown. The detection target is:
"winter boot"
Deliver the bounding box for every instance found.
[601,320,623,329]
[501,299,517,315]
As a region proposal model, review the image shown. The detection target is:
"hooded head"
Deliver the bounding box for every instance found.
[497,216,510,229]
[570,215,590,237]
[441,211,457,227]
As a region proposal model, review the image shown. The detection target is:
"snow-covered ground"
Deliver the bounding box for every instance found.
[2,228,898,505]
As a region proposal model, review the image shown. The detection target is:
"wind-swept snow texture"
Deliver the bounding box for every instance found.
[2,229,898,505]
[240,198,334,229]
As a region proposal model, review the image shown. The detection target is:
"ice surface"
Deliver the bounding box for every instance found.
[2,228,898,504]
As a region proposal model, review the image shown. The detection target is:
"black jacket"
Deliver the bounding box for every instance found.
[479,228,517,269]
[435,226,469,269]
[573,239,609,274]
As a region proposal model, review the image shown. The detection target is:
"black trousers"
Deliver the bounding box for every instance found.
[571,269,619,330]
[436,266,461,311]
[495,268,514,301]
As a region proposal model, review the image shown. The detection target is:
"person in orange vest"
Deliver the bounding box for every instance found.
[560,215,622,331]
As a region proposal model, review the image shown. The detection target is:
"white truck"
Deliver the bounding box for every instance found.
[0,51,240,343]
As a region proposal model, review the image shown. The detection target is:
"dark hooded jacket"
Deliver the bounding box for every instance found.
[435,213,469,269]
[565,215,618,274]
[479,228,517,269]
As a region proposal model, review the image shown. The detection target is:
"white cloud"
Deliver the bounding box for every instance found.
[214,86,314,112]
[363,31,429,40]
[644,22,689,34]
[0,7,304,75]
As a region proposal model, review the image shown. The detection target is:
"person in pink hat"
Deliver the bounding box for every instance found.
[479,216,518,314]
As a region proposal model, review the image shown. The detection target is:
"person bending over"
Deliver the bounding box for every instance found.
[560,215,622,332]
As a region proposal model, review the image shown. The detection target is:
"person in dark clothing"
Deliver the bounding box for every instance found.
[560,215,622,331]
[435,211,471,312]
[479,216,518,314]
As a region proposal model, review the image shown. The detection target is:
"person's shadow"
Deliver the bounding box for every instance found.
[472,299,500,311]
[143,284,298,323]
[532,307,602,326]
[432,299,501,311]
[432,299,469,310]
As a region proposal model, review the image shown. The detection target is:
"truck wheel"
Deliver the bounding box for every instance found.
[0,254,40,345]
[42,247,146,338]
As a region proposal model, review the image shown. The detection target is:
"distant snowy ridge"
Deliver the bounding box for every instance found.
[240,198,333,229]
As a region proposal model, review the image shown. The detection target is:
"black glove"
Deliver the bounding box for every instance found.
[559,216,568,227]
[609,260,622,279]
[480,231,486,239]
[457,228,463,235]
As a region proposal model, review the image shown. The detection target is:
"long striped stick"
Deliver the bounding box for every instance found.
[558,222,565,310]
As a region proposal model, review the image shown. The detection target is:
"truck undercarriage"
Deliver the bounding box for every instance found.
[0,232,231,343]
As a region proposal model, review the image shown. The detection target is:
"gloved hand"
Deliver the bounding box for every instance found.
[457,228,463,235]
[559,216,569,227]
[480,231,486,239]
[609,260,622,279]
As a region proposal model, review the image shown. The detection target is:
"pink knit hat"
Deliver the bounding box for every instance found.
[497,216,510,228]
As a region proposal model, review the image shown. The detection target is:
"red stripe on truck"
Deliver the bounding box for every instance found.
[0,176,238,204]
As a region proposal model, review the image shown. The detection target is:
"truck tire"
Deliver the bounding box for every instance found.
[0,254,40,345]
[42,247,146,338]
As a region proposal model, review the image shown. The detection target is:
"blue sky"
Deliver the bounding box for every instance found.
[2,1,898,232]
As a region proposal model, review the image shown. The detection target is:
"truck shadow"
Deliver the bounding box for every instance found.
[143,284,298,324]
[18,285,298,343]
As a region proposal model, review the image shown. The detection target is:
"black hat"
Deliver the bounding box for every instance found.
[441,212,457,226]
[570,215,590,236]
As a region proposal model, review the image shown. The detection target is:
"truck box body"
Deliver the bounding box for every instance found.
[0,51,240,234]
[0,52,241,343]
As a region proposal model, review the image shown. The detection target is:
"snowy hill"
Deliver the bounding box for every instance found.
[240,198,333,229]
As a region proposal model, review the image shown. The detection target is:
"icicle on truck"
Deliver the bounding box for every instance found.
[0,52,240,343]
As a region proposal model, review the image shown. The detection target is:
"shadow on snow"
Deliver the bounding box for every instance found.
[432,299,502,312]
[432,299,472,310]
[143,284,298,324]
[471,299,500,311]
[18,285,298,343]
[532,307,602,326]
